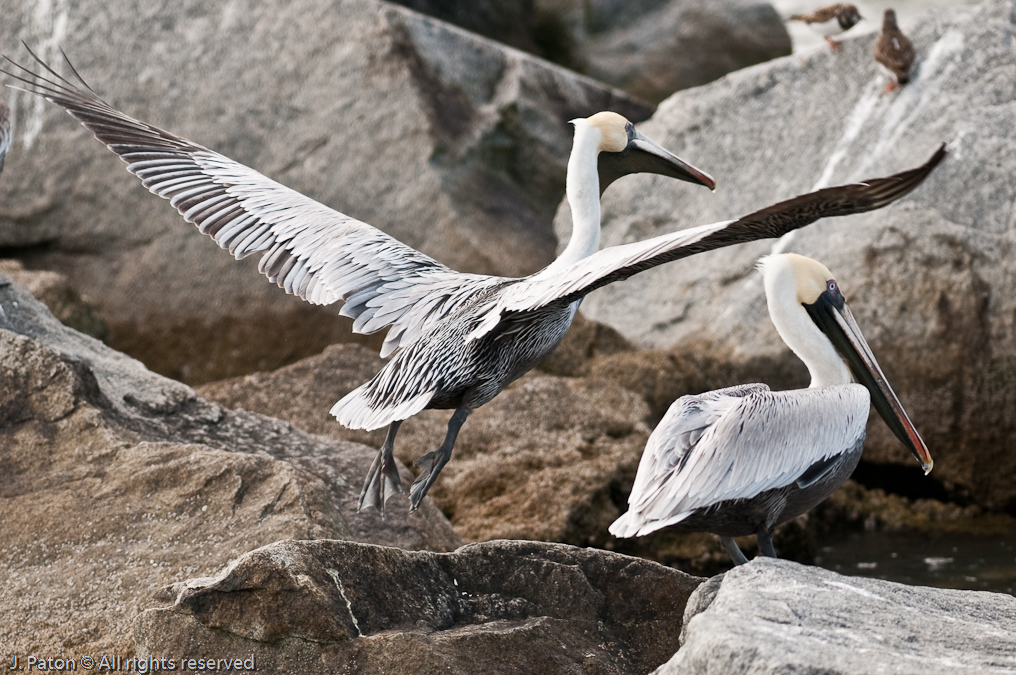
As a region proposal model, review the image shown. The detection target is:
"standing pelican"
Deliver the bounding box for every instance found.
[610,253,935,564]
[0,99,11,176]
[2,50,944,513]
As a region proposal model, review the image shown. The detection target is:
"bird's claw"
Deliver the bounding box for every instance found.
[357,448,404,516]
[409,449,450,512]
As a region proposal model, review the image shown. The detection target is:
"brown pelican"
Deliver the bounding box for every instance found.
[2,50,944,513]
[789,4,862,52]
[875,9,915,94]
[0,99,10,176]
[609,253,935,564]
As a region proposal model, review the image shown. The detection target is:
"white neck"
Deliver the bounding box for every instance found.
[543,122,602,276]
[764,264,852,388]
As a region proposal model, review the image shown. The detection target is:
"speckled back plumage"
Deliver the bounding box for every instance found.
[875,9,916,84]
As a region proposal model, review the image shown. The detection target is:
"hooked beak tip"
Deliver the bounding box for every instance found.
[922,458,934,475]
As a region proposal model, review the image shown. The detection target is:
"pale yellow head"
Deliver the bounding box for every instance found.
[583,111,630,153]
[759,253,838,305]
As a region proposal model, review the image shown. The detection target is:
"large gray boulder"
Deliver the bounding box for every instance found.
[0,0,649,384]
[656,558,1016,674]
[135,538,704,674]
[561,0,1016,510]
[0,272,459,657]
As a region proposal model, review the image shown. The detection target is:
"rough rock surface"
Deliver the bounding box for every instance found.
[198,338,655,546]
[0,273,459,658]
[0,259,108,340]
[656,558,1016,674]
[135,538,704,674]
[537,0,792,103]
[0,0,649,384]
[560,0,1016,510]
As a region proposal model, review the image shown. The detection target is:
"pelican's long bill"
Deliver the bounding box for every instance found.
[597,127,716,194]
[805,289,934,474]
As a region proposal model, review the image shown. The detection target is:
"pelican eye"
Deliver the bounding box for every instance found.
[827,281,837,293]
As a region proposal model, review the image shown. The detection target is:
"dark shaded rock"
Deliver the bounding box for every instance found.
[135,538,704,674]
[536,0,792,102]
[0,272,459,657]
[0,259,108,341]
[389,0,542,54]
[656,558,1016,674]
[0,0,649,384]
[562,0,1016,511]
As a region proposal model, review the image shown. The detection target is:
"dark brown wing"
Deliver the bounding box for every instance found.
[482,144,947,322]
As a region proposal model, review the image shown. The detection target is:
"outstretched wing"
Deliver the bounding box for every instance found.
[470,144,946,339]
[611,385,870,538]
[0,99,10,175]
[2,49,504,357]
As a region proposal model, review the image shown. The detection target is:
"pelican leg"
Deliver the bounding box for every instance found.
[410,407,470,511]
[357,421,404,515]
[719,537,749,565]
[756,528,777,558]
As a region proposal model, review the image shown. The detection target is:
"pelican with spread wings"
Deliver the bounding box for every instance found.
[3,49,944,514]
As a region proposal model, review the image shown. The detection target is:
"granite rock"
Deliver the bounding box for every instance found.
[656,557,1016,674]
[0,272,459,658]
[135,538,705,674]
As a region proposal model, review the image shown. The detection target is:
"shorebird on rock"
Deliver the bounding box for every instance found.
[789,4,862,52]
[875,9,915,94]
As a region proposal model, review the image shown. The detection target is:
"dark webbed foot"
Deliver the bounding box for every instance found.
[357,421,403,515]
[409,447,452,511]
[720,536,749,565]
[756,528,777,558]
[408,407,470,512]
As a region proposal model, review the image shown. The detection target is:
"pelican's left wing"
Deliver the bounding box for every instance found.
[2,50,506,358]
[0,99,10,174]
[470,144,946,340]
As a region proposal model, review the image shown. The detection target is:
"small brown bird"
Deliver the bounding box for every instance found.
[875,9,915,94]
[0,101,10,177]
[789,4,862,52]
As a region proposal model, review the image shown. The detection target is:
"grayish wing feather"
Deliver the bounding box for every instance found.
[0,100,10,175]
[472,145,946,339]
[2,52,504,358]
[611,384,871,538]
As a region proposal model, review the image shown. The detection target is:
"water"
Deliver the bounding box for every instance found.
[773,0,983,52]
[815,528,1016,594]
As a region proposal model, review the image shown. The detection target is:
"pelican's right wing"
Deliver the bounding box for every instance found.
[2,50,505,358]
[0,99,10,174]
[471,145,946,340]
